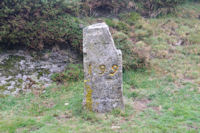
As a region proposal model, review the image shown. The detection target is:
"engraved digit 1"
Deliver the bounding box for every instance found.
[85,64,92,110]
[85,84,93,111]
[99,65,106,74]
[109,65,119,76]
[88,64,92,75]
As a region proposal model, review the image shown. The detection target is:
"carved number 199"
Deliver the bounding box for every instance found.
[88,64,119,76]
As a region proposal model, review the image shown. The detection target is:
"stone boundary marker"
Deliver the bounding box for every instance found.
[83,23,124,113]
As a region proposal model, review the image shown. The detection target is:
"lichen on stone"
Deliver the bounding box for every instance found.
[85,84,93,111]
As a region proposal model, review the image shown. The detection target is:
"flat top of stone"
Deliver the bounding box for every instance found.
[84,23,108,30]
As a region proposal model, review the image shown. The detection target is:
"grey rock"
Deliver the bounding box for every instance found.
[83,23,124,113]
[0,48,78,95]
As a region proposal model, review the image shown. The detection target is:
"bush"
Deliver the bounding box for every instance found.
[135,0,185,10]
[82,0,186,17]
[113,32,151,70]
[0,0,83,52]
[105,19,130,34]
[105,19,118,28]
[82,0,132,15]
[116,22,130,34]
[51,64,83,83]
[119,12,141,25]
[135,0,186,17]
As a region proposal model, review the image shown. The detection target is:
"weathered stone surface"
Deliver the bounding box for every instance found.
[83,23,124,112]
[0,48,78,95]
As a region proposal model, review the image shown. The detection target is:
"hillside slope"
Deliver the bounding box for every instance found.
[0,2,200,133]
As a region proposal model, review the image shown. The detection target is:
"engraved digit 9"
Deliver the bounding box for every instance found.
[109,65,119,76]
[99,65,106,74]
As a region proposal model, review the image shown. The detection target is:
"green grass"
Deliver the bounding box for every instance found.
[0,2,200,133]
[0,69,199,132]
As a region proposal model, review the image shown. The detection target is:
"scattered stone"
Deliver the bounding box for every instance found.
[83,23,124,112]
[175,39,183,46]
[64,103,69,106]
[0,49,77,95]
[111,126,120,129]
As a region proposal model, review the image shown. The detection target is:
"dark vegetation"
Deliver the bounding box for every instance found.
[0,0,83,51]
[51,64,83,83]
